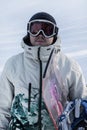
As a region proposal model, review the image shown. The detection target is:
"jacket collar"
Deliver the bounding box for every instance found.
[21,36,61,61]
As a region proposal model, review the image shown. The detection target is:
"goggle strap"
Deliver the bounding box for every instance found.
[27,23,29,33]
[55,26,59,35]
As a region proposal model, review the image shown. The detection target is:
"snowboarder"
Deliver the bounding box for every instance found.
[0,12,87,130]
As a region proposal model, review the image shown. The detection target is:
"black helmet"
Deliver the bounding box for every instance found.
[23,12,58,45]
[29,12,57,24]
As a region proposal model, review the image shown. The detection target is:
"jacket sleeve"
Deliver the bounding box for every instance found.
[68,59,87,100]
[0,63,14,129]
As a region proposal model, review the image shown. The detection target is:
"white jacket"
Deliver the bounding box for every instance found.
[0,37,86,129]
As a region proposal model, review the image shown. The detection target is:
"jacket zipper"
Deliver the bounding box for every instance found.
[38,47,42,130]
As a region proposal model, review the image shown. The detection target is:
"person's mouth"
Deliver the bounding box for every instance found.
[37,40,44,42]
[36,39,45,42]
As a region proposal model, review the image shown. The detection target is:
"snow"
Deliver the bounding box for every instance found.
[0,0,87,82]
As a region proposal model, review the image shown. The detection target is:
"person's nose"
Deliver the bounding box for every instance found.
[37,30,45,37]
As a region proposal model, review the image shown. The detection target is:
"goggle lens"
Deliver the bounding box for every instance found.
[28,20,57,37]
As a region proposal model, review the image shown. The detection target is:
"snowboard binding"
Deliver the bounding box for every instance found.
[58,99,87,130]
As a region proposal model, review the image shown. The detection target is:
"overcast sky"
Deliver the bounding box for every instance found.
[0,0,87,81]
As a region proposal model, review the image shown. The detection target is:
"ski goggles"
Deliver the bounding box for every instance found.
[27,20,58,38]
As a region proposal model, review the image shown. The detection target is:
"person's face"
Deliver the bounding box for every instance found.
[30,34,54,46]
[29,20,56,46]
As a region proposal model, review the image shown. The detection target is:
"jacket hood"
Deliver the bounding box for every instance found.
[21,36,61,61]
